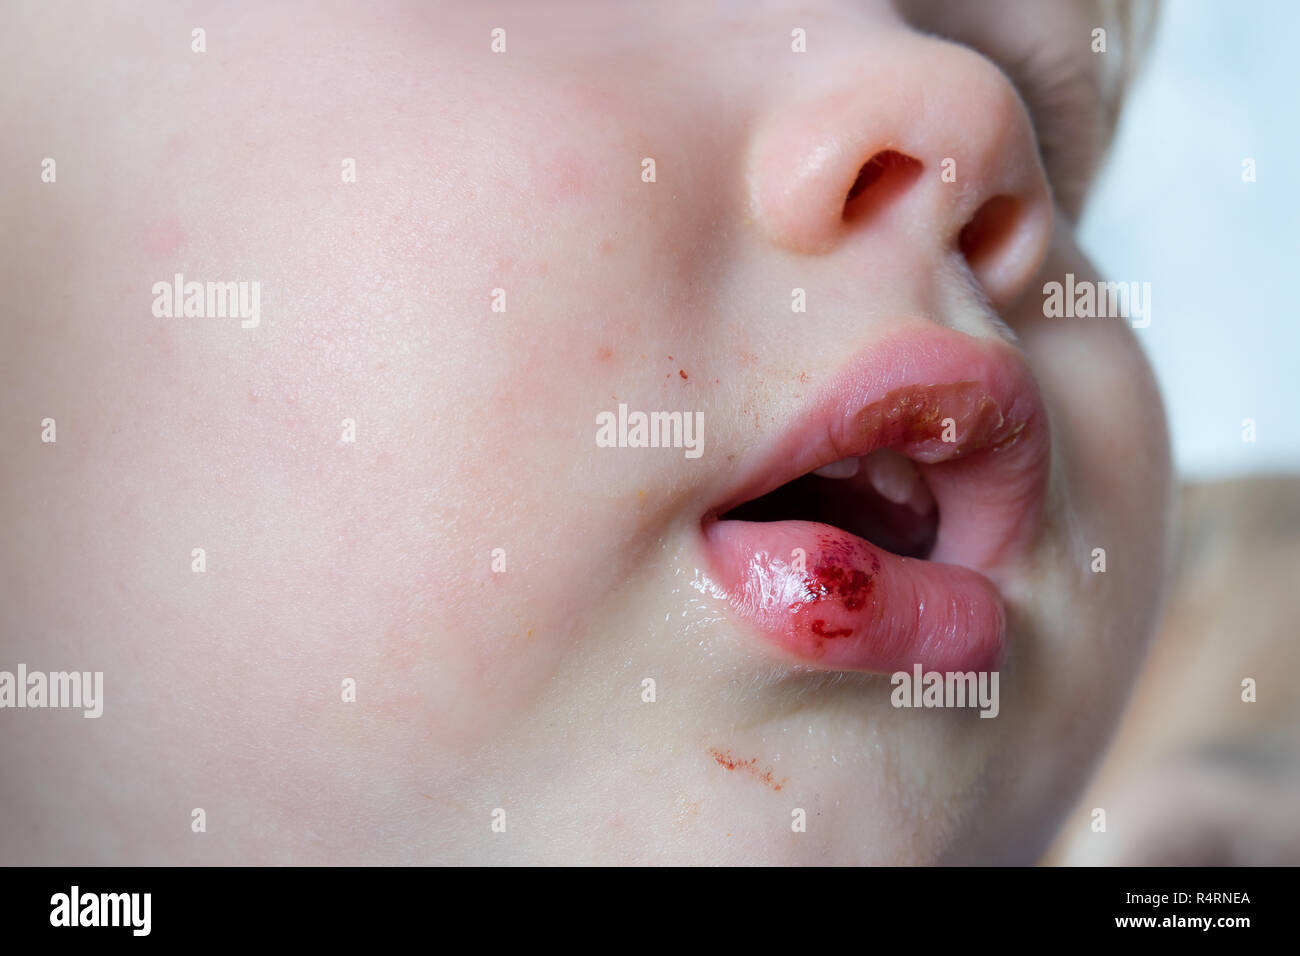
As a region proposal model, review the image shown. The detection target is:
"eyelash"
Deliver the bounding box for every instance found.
[895,0,1110,217]
[1000,50,1088,161]
[992,48,1104,212]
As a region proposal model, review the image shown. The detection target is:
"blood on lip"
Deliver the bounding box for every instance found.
[801,561,877,611]
[701,328,1043,673]
[719,386,1023,659]
[787,534,885,644]
[810,620,853,638]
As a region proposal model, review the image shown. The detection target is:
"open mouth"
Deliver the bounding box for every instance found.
[722,448,940,560]
[700,323,1050,674]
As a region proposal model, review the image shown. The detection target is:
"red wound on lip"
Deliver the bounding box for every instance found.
[810,619,853,638]
[701,327,1042,673]
[792,537,881,618]
[707,516,1008,673]
[806,564,873,611]
[785,540,885,646]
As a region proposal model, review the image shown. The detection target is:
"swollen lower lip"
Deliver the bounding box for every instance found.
[704,520,1004,673]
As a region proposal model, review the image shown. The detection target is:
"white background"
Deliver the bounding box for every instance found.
[1079,0,1300,479]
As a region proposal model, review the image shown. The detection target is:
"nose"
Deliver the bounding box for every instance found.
[747,36,1053,309]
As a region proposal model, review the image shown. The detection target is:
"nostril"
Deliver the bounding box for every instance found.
[843,150,923,223]
[958,195,1021,269]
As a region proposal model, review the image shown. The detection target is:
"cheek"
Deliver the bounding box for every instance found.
[1013,241,1173,655]
[1030,284,1171,583]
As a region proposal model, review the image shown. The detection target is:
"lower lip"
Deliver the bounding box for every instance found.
[703,519,1005,673]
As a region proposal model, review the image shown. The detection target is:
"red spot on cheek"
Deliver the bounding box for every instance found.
[708,748,787,791]
[545,151,586,202]
[679,370,688,380]
[710,749,743,771]
[596,345,614,362]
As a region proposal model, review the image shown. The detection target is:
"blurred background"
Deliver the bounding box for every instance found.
[1049,0,1300,865]
[1080,0,1300,479]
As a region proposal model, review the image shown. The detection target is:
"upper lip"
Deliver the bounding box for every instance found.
[707,320,1051,573]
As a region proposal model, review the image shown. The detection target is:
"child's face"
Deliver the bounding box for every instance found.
[1,0,1170,863]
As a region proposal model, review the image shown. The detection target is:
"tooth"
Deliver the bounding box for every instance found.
[907,475,936,515]
[861,449,920,505]
[813,457,860,479]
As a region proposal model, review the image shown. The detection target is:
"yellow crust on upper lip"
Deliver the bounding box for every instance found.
[849,381,1016,463]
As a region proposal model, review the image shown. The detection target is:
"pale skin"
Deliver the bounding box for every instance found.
[0,0,1170,863]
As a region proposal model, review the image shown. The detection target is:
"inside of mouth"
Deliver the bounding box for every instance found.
[721,454,940,560]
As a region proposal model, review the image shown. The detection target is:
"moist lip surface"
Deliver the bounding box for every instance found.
[701,324,1050,674]
[706,520,1007,673]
